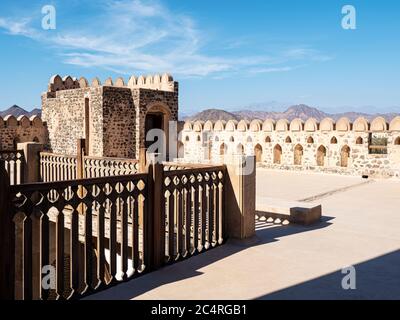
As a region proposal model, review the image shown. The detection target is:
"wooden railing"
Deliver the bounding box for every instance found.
[162,165,225,262]
[0,161,227,300]
[83,156,138,178]
[0,150,25,185]
[7,173,150,300]
[40,152,139,183]
[40,152,77,182]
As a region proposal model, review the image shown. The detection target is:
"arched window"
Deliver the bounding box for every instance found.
[229,136,235,143]
[246,136,252,143]
[285,136,292,143]
[33,136,39,143]
[307,136,314,144]
[330,137,338,144]
[341,145,351,167]
[185,136,190,142]
[356,137,363,145]
[197,135,201,142]
[214,136,220,142]
[294,144,303,165]
[273,144,282,164]
[254,144,263,163]
[317,145,327,167]
[265,136,271,143]
[394,137,400,145]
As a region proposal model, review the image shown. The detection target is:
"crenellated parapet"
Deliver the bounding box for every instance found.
[47,73,177,93]
[183,116,400,133]
[0,115,46,129]
[181,116,400,178]
[0,114,48,150]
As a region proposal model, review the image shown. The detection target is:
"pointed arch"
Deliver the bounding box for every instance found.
[307,136,314,144]
[236,143,244,155]
[220,143,228,155]
[254,144,263,163]
[265,136,271,143]
[317,145,327,167]
[273,144,282,164]
[178,141,184,158]
[356,137,363,145]
[394,137,400,145]
[341,145,351,167]
[330,136,338,144]
[294,144,303,165]
[285,136,292,143]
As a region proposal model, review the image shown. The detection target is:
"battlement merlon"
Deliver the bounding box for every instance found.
[46,73,178,95]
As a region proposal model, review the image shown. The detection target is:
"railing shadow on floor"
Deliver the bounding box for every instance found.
[256,249,400,300]
[84,216,334,300]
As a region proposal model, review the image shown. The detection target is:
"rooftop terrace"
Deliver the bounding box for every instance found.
[87,169,400,300]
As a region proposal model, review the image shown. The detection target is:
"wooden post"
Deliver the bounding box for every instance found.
[224,155,256,239]
[17,142,44,183]
[139,147,147,173]
[0,160,15,299]
[149,158,165,269]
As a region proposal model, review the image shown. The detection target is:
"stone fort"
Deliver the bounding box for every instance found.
[1,74,400,178]
[181,117,400,178]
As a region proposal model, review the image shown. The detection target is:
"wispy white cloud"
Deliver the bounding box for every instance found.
[0,0,332,78]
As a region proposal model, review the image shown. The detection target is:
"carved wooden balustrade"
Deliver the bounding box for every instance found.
[7,173,150,300]
[83,156,138,178]
[0,160,227,300]
[0,150,25,185]
[162,165,225,262]
[40,152,77,182]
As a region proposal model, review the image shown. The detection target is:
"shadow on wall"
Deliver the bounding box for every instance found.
[85,216,334,300]
[257,249,400,300]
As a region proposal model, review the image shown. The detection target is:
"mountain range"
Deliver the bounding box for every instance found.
[0,105,41,118]
[186,104,399,122]
[1,104,398,123]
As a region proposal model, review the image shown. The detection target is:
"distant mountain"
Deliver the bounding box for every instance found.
[187,104,400,122]
[0,105,41,118]
[185,109,239,121]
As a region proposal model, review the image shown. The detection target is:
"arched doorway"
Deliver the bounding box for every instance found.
[341,145,351,167]
[254,144,263,163]
[273,144,282,164]
[178,141,184,158]
[236,143,244,155]
[317,145,327,166]
[144,104,171,158]
[220,143,228,156]
[294,144,303,165]
[13,136,20,149]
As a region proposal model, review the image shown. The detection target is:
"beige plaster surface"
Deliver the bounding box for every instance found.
[87,169,400,300]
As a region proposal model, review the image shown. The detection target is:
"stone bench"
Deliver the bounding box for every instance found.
[256,196,322,225]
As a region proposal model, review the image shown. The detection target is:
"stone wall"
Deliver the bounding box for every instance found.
[41,74,178,158]
[181,117,400,178]
[0,115,47,150]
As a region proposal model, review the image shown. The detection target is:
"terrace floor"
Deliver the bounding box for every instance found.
[87,169,400,300]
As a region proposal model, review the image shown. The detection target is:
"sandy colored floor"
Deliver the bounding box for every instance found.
[87,169,400,300]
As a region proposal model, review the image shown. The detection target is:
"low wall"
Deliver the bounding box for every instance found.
[181,117,400,178]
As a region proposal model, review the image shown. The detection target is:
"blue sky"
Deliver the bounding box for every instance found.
[0,0,399,115]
